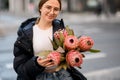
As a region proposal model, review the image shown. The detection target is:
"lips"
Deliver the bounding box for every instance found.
[47,15,55,19]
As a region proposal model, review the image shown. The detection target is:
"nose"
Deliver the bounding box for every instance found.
[49,9,54,14]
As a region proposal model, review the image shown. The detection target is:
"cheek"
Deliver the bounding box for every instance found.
[40,8,47,14]
[54,14,58,19]
[55,12,60,15]
[40,10,48,17]
[52,12,60,18]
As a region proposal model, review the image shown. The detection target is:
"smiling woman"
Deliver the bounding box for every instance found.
[38,0,61,25]
[13,0,87,80]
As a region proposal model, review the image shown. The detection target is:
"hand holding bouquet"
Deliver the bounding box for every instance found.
[37,26,100,71]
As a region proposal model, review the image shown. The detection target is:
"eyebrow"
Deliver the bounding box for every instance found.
[44,4,60,9]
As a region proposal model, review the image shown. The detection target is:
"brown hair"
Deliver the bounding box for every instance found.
[38,0,61,13]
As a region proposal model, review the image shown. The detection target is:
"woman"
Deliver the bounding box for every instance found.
[13,0,87,80]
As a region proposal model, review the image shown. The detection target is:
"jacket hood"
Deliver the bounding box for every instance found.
[19,17,64,31]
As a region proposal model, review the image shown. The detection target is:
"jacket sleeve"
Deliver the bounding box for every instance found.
[13,26,45,80]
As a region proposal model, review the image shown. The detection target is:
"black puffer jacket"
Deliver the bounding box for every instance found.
[13,17,65,80]
[13,18,87,80]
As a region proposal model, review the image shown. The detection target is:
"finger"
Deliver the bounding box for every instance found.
[37,58,53,67]
[37,58,50,63]
[46,64,55,68]
[46,61,55,66]
[37,57,42,60]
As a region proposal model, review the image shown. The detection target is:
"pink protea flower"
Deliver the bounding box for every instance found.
[78,36,94,51]
[64,35,79,50]
[66,50,83,67]
[63,29,68,37]
[54,31,60,39]
[47,51,61,65]
[54,29,68,39]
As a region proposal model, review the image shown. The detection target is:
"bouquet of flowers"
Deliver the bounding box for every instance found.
[37,26,100,71]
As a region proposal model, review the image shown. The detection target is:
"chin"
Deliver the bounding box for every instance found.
[47,18,55,22]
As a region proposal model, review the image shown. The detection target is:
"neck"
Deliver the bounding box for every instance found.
[37,18,52,30]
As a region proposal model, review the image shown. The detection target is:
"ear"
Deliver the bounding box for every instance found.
[39,8,41,13]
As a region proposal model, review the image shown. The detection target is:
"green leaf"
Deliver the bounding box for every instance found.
[60,56,65,62]
[54,37,62,47]
[56,64,63,71]
[65,25,69,32]
[65,25,74,35]
[36,50,51,57]
[89,48,101,53]
[65,25,71,35]
[49,38,58,50]
[59,32,64,45]
[56,46,65,53]
[62,63,68,70]
[69,29,74,35]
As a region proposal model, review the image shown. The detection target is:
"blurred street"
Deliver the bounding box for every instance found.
[0,11,120,80]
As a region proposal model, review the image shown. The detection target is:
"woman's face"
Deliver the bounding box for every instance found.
[40,0,60,22]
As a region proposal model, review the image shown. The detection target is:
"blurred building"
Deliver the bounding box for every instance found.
[0,0,38,14]
[67,0,120,15]
[0,0,120,14]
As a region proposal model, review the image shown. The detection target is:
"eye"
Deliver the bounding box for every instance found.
[54,7,60,12]
[46,5,52,10]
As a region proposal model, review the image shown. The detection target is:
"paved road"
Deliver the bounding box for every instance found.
[0,33,17,80]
